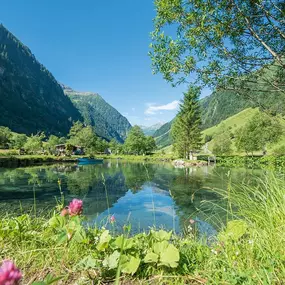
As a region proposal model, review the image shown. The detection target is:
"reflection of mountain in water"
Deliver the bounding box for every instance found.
[0,161,268,233]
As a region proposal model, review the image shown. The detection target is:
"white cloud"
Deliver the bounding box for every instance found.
[145,100,180,115]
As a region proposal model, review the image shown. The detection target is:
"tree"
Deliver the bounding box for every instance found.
[69,125,98,154]
[235,112,282,154]
[68,121,84,139]
[145,136,157,154]
[171,86,202,159]
[150,0,285,94]
[124,126,147,155]
[23,133,45,154]
[45,135,61,154]
[0,127,12,148]
[10,133,27,149]
[109,139,120,154]
[212,132,233,156]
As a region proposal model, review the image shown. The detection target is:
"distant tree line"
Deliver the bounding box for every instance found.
[0,123,156,156]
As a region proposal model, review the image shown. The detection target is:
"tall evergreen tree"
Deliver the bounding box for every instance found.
[171,86,202,159]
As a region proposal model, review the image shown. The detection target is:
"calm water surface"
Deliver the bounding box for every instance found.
[0,160,271,234]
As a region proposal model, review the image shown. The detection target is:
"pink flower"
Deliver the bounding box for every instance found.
[189,219,196,225]
[110,215,116,223]
[68,199,83,216]
[0,260,22,285]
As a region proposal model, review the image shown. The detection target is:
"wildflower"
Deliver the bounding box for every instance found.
[211,249,218,255]
[57,179,61,185]
[248,239,254,245]
[110,215,116,223]
[68,199,83,216]
[189,219,195,225]
[60,206,69,217]
[0,260,22,285]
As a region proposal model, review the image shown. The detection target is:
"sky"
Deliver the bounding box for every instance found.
[0,0,212,126]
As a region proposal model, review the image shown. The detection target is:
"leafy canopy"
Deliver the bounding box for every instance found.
[235,112,283,153]
[150,0,285,92]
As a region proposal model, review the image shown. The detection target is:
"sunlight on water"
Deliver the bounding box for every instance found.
[0,160,268,235]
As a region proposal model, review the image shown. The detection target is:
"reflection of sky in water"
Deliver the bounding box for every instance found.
[88,185,180,234]
[0,162,269,236]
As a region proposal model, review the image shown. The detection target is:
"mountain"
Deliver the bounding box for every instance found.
[0,24,82,135]
[152,120,174,148]
[63,85,132,142]
[140,123,164,136]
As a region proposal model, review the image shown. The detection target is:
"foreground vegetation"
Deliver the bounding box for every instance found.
[1,175,284,284]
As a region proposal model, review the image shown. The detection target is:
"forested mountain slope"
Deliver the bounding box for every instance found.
[63,85,132,142]
[0,24,82,135]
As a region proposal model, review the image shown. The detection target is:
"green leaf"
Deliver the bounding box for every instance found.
[121,256,141,275]
[103,250,120,269]
[96,230,111,251]
[76,256,98,270]
[152,230,172,241]
[113,235,134,250]
[159,244,180,268]
[144,251,159,263]
[153,241,168,255]
[49,215,66,228]
[220,220,248,241]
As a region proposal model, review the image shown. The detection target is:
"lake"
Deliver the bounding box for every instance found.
[0,160,269,235]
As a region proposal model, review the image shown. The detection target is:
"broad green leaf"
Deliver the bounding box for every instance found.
[159,244,180,268]
[153,241,169,255]
[220,220,248,241]
[152,230,172,241]
[113,235,135,250]
[144,251,159,263]
[71,228,87,243]
[121,256,141,275]
[96,230,111,251]
[49,215,66,228]
[76,256,97,270]
[56,230,68,244]
[103,250,120,269]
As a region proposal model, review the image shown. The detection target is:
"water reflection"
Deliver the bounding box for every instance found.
[0,161,269,234]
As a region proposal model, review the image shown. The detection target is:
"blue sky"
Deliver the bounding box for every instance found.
[1,0,212,126]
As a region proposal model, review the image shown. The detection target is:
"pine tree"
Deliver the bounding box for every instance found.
[171,86,202,160]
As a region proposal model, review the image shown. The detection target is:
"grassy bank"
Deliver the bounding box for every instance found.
[214,155,285,168]
[1,175,284,284]
[0,155,77,168]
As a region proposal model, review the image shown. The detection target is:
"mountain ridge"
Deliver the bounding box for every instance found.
[63,85,132,142]
[0,24,82,136]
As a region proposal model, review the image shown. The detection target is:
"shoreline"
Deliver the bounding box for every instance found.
[0,155,78,168]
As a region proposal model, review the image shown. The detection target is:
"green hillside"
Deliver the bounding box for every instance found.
[154,63,285,149]
[159,108,285,155]
[202,108,259,138]
[63,85,132,142]
[203,108,285,155]
[0,24,82,136]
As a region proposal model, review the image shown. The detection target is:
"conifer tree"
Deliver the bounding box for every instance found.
[171,86,202,159]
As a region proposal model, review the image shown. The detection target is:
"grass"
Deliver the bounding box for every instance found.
[0,174,284,284]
